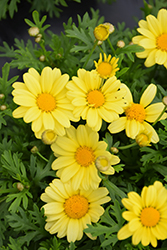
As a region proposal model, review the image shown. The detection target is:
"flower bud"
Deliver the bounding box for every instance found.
[0,105,7,110]
[97,40,103,45]
[0,93,5,99]
[28,26,40,37]
[35,34,42,43]
[110,147,119,154]
[103,22,115,34]
[94,24,110,41]
[31,146,39,154]
[39,55,45,62]
[117,40,125,48]
[95,156,110,172]
[162,96,167,106]
[41,129,57,145]
[17,182,24,191]
[135,133,151,147]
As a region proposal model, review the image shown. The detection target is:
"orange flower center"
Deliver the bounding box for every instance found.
[87,90,105,108]
[140,207,160,227]
[125,103,146,123]
[157,33,167,51]
[36,93,56,112]
[64,195,89,219]
[75,146,95,167]
[97,62,113,77]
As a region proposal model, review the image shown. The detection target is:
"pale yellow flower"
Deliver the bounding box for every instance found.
[117,181,167,247]
[94,53,119,79]
[108,83,167,143]
[41,178,111,243]
[132,9,167,68]
[12,67,78,138]
[66,69,127,131]
[94,24,110,41]
[51,124,120,191]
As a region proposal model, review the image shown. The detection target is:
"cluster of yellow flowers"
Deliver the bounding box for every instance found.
[11,8,167,247]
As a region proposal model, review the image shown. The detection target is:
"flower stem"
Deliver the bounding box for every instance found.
[118,142,137,150]
[107,37,115,55]
[152,106,167,126]
[83,40,98,68]
[36,151,48,162]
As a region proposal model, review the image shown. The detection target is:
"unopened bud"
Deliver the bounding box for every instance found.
[95,156,110,172]
[39,55,45,62]
[147,4,153,9]
[110,147,119,154]
[35,34,42,43]
[129,41,134,45]
[97,40,103,45]
[17,182,24,191]
[117,40,125,48]
[162,96,167,106]
[28,26,40,37]
[31,146,39,154]
[41,129,57,145]
[0,105,7,110]
[103,22,115,34]
[135,133,151,147]
[0,94,5,99]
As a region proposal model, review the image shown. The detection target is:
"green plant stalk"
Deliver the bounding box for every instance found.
[83,40,98,68]
[118,142,137,150]
[37,151,49,162]
[152,106,167,126]
[107,37,115,55]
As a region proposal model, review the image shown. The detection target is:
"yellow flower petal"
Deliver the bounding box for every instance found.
[24,106,41,123]
[117,224,132,240]
[140,83,157,108]
[108,117,127,134]
[144,49,157,67]
[12,106,28,118]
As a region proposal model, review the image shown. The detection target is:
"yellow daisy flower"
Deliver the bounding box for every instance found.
[132,9,167,68]
[117,181,167,247]
[108,83,167,143]
[66,69,127,131]
[94,53,119,79]
[51,124,120,191]
[41,178,111,243]
[12,67,78,138]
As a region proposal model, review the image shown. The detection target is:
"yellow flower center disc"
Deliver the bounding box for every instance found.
[125,103,146,123]
[36,93,56,112]
[97,62,113,77]
[140,207,160,227]
[75,146,95,167]
[64,195,89,219]
[157,33,167,51]
[87,90,105,108]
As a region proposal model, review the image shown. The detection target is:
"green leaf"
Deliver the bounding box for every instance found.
[8,0,20,18]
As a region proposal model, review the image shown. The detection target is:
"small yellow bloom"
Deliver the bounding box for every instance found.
[117,181,167,247]
[135,131,152,147]
[41,129,57,145]
[51,124,119,190]
[41,178,111,243]
[108,83,167,143]
[132,9,167,68]
[94,24,110,41]
[94,53,119,79]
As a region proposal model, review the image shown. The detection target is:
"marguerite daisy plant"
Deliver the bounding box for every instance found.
[132,8,167,68]
[117,181,167,247]
[108,83,167,143]
[51,124,120,191]
[66,68,127,131]
[41,178,111,243]
[12,67,78,138]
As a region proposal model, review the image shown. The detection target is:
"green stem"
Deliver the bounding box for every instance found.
[83,40,98,68]
[152,105,167,126]
[107,37,115,55]
[37,152,49,162]
[118,142,137,150]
